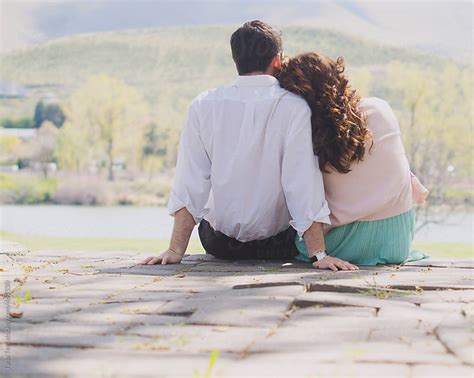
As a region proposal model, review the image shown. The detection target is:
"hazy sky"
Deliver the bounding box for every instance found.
[1,0,472,61]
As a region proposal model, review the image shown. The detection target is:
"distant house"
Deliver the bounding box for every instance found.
[0,127,37,139]
[0,80,28,98]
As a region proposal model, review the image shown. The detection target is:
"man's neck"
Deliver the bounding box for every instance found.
[242,69,275,77]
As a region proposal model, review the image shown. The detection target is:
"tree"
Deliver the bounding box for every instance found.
[33,101,45,129]
[65,75,149,180]
[347,67,372,98]
[44,103,65,128]
[55,120,89,172]
[28,121,59,178]
[151,98,186,169]
[143,123,167,157]
[33,101,66,128]
[387,62,473,230]
[141,122,169,180]
[0,135,22,164]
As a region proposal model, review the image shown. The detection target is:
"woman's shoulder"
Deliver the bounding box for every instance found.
[359,97,400,134]
[359,97,392,113]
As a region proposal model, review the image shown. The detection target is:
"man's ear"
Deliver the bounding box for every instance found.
[266,55,282,76]
[272,55,282,69]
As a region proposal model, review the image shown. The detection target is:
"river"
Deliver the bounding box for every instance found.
[0,205,472,243]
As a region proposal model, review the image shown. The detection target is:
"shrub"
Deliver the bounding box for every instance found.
[0,173,18,191]
[0,118,34,129]
[0,173,58,204]
[52,176,109,205]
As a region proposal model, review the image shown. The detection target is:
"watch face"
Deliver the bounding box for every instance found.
[315,251,327,261]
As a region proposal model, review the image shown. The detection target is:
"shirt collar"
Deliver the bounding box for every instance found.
[234,74,279,87]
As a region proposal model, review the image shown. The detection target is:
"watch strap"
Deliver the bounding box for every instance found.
[309,250,327,263]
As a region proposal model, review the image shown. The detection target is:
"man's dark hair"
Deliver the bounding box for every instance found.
[230,20,282,75]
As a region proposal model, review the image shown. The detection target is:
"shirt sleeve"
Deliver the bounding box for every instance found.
[167,100,211,224]
[281,104,331,237]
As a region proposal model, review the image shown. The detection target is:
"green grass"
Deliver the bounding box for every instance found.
[0,230,204,254]
[412,242,472,258]
[1,229,471,258]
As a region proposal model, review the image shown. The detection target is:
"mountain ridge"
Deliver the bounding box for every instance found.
[0,25,462,120]
[2,0,471,62]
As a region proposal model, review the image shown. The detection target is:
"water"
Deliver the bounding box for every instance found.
[0,205,472,243]
[0,205,190,239]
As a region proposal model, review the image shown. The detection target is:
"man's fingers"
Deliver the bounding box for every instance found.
[147,256,162,265]
[161,256,168,265]
[139,256,153,265]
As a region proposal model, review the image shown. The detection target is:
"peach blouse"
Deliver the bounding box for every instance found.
[323,97,428,227]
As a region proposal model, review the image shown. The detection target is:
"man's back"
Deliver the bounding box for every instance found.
[141,20,339,268]
[168,74,330,241]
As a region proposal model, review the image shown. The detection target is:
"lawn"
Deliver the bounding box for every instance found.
[1,230,471,258]
[0,230,204,254]
[411,242,472,258]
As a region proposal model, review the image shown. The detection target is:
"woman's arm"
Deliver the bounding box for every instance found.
[410,172,429,205]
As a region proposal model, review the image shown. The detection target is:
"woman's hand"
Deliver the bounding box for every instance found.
[411,174,429,205]
[312,256,358,271]
[139,249,183,265]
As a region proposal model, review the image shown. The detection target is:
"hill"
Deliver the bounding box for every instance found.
[2,1,471,62]
[0,25,451,120]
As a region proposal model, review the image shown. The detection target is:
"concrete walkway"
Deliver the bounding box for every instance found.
[1,240,473,377]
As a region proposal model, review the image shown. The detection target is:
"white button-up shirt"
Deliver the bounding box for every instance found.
[168,74,330,242]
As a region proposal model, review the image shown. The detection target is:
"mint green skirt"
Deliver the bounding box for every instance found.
[295,209,427,265]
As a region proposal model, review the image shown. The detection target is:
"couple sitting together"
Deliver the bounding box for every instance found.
[141,20,429,271]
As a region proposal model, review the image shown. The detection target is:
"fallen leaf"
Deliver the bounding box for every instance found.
[415,286,424,293]
[9,310,23,318]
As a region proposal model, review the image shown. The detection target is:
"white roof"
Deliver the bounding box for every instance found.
[0,128,37,138]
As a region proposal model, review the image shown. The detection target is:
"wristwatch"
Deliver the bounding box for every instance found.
[309,249,328,263]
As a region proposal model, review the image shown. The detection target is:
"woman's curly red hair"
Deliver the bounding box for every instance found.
[277,52,371,174]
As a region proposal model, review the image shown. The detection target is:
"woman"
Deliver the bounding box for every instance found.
[277,52,429,265]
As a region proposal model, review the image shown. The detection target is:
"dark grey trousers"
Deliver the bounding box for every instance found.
[198,219,299,260]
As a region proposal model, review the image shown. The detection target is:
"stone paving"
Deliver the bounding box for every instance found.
[1,239,473,377]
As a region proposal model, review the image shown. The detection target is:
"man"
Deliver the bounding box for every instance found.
[140,21,357,271]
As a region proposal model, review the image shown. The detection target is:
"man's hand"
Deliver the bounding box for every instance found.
[139,249,183,265]
[312,256,358,272]
[139,208,195,266]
